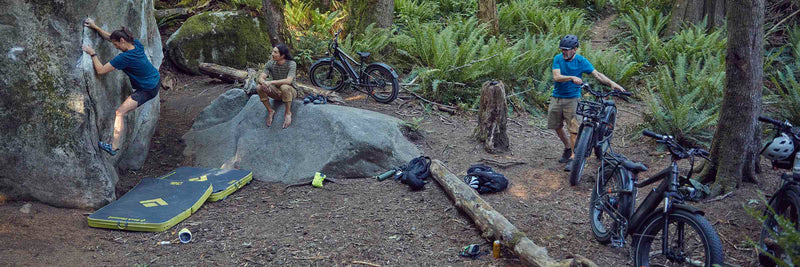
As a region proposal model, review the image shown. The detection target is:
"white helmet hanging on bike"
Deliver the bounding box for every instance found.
[761,133,795,161]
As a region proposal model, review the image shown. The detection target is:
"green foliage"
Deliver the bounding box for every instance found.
[580,43,643,88]
[230,0,262,9]
[787,24,800,60]
[395,0,439,25]
[744,193,800,267]
[608,0,671,13]
[339,23,393,62]
[437,0,476,16]
[656,20,726,64]
[284,0,346,67]
[393,17,490,103]
[643,54,721,146]
[769,66,800,126]
[617,7,668,64]
[498,0,590,38]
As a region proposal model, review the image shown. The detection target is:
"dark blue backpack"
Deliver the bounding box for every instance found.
[396,156,431,190]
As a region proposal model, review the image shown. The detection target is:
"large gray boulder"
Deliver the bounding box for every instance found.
[165,11,272,75]
[183,90,421,184]
[0,0,162,208]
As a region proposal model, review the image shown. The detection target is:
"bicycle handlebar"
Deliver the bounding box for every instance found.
[642,130,708,160]
[581,83,631,99]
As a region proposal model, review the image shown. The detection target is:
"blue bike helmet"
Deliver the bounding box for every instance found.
[559,35,580,50]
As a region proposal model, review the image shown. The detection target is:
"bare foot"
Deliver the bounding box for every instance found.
[282,113,292,129]
[266,110,276,127]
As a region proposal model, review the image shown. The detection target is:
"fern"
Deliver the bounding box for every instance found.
[498,0,588,37]
[618,7,669,64]
[657,19,726,64]
[769,66,800,126]
[395,0,438,25]
[643,54,720,146]
[339,23,393,62]
[580,43,643,89]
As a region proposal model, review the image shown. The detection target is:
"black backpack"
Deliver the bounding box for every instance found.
[464,164,508,194]
[396,156,431,190]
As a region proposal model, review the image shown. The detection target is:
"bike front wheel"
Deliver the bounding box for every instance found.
[589,166,634,244]
[758,185,800,267]
[633,210,724,267]
[570,126,594,186]
[364,64,399,103]
[309,59,347,92]
[595,106,616,158]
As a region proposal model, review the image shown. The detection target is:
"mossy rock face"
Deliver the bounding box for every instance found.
[166,11,272,75]
[0,0,162,208]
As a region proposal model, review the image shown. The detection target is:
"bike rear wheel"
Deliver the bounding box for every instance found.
[309,59,347,92]
[589,166,634,244]
[633,210,724,267]
[570,126,594,186]
[758,185,800,267]
[364,65,399,103]
[595,106,616,158]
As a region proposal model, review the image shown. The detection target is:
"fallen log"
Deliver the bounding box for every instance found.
[197,62,344,104]
[155,8,193,22]
[429,159,597,267]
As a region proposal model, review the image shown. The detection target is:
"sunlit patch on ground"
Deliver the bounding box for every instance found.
[514,168,567,199]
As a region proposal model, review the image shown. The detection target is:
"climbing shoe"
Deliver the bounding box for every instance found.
[312,172,326,188]
[558,148,572,163]
[98,141,118,156]
[313,95,327,105]
[303,94,315,104]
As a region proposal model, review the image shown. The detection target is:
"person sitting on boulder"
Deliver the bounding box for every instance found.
[82,18,160,156]
[257,44,297,129]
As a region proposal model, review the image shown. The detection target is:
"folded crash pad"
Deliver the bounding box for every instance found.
[157,167,252,202]
[88,178,212,232]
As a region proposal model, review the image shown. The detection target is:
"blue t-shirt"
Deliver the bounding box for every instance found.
[110,39,160,90]
[551,54,594,98]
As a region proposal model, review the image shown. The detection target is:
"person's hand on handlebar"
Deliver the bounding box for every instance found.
[571,77,583,85]
[610,82,624,92]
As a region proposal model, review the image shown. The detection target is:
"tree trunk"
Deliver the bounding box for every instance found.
[475,80,509,153]
[477,0,499,36]
[262,0,289,46]
[197,63,344,103]
[666,0,726,34]
[701,0,764,196]
[346,0,394,32]
[428,160,597,267]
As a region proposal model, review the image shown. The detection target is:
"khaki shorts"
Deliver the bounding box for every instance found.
[258,84,297,103]
[547,97,580,134]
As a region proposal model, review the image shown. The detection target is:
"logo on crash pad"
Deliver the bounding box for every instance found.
[140,198,168,207]
[189,175,208,182]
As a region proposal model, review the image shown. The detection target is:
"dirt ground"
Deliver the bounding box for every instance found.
[0,18,784,267]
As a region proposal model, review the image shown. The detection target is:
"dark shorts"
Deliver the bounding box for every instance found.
[131,82,160,106]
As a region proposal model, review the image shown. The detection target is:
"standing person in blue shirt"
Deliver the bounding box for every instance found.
[82,18,161,156]
[549,35,624,171]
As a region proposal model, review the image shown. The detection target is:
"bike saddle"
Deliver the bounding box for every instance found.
[622,160,648,173]
[602,99,615,107]
[357,51,371,58]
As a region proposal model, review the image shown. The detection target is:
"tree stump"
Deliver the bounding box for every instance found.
[475,80,509,153]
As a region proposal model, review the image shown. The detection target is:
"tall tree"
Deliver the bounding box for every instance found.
[700,0,765,196]
[666,0,726,34]
[262,0,289,46]
[477,0,499,36]
[346,0,394,32]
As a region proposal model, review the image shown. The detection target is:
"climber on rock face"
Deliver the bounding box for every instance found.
[82,17,161,156]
